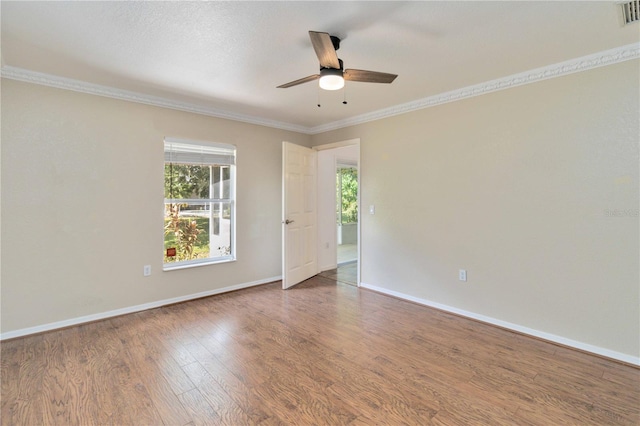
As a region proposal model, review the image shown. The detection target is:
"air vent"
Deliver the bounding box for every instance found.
[621,0,639,24]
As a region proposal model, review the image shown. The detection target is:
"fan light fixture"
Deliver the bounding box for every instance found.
[319,68,344,90]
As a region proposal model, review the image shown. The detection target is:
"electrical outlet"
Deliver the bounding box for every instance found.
[459,269,467,282]
[143,265,151,277]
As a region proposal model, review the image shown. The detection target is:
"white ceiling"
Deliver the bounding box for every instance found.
[2,1,638,132]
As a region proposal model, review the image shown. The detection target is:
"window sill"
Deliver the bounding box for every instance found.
[163,257,236,272]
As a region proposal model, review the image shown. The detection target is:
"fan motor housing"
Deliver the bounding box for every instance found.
[321,58,344,72]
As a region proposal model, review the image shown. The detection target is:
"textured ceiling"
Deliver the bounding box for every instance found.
[2,1,638,131]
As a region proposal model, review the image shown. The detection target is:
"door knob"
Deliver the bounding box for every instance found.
[285,219,295,225]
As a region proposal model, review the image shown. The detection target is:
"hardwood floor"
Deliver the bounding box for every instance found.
[2,276,639,425]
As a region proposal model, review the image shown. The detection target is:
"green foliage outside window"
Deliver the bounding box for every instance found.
[337,167,358,224]
[165,164,210,199]
[164,203,209,262]
[164,163,215,262]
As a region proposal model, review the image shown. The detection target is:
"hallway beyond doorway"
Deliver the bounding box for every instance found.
[319,262,357,286]
[337,243,357,265]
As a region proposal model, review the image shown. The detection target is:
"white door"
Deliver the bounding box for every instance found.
[282,142,318,289]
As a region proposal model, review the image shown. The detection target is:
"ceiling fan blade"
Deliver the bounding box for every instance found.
[309,31,340,69]
[344,69,398,84]
[277,74,319,88]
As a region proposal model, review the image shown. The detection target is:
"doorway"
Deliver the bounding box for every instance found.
[314,140,360,286]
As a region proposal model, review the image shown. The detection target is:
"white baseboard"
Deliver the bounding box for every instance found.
[360,282,640,367]
[0,276,281,341]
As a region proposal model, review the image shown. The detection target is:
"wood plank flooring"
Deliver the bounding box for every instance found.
[2,275,639,425]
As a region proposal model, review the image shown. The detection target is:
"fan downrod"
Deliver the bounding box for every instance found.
[330,35,340,51]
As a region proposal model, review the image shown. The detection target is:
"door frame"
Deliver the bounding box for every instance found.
[313,138,361,286]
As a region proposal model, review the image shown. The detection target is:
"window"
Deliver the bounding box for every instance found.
[337,166,358,225]
[163,138,235,269]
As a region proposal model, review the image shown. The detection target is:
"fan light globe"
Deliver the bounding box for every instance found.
[319,68,344,90]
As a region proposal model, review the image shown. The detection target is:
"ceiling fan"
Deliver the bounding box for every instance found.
[277,31,398,91]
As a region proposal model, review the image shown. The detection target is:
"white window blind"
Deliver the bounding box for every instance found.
[164,138,235,166]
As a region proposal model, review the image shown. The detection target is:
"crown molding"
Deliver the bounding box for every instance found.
[308,42,640,134]
[0,66,310,134]
[2,42,638,136]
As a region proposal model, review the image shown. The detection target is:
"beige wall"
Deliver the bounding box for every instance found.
[312,60,640,359]
[1,79,311,333]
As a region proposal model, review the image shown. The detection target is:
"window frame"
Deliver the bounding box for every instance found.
[163,138,236,271]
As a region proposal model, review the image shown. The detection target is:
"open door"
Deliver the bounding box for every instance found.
[282,142,318,289]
